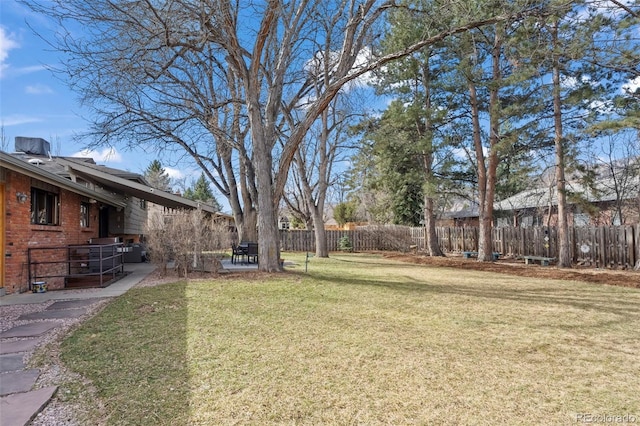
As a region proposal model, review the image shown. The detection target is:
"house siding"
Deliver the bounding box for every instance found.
[2,168,100,294]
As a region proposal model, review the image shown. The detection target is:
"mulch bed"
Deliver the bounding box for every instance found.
[383,252,640,288]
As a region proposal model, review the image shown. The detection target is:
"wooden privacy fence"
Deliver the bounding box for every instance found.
[278,224,639,269]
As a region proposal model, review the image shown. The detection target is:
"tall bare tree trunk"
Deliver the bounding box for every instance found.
[470,27,501,262]
[248,97,282,271]
[421,56,443,257]
[479,28,501,262]
[424,195,443,256]
[552,21,572,268]
[312,209,328,257]
[254,131,281,271]
[469,80,488,255]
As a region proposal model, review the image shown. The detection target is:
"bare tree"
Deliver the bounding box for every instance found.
[284,92,363,257]
[591,133,640,226]
[25,0,544,271]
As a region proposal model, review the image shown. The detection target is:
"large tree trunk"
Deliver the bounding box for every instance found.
[552,21,572,268]
[312,209,328,258]
[469,80,489,258]
[254,133,281,271]
[477,27,502,262]
[239,208,258,243]
[219,141,258,244]
[424,195,443,256]
[421,55,443,257]
[469,79,496,262]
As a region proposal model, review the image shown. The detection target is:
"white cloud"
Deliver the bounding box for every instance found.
[164,166,184,179]
[0,26,20,79]
[72,147,123,163]
[3,64,47,79]
[26,84,54,95]
[298,47,377,108]
[622,76,640,95]
[0,114,43,126]
[589,99,615,114]
[561,75,594,90]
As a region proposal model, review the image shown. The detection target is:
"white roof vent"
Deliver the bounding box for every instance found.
[28,158,45,166]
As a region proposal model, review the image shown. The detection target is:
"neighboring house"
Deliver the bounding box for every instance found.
[1,137,225,295]
[435,197,480,227]
[436,207,480,227]
[278,216,291,230]
[494,176,640,227]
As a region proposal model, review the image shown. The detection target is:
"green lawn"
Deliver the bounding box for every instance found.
[58,253,640,425]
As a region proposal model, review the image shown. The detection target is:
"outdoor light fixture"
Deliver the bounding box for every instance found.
[16,192,28,203]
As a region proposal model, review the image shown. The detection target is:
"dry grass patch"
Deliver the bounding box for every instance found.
[59,253,640,425]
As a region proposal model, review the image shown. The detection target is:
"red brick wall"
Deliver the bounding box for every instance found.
[3,170,100,294]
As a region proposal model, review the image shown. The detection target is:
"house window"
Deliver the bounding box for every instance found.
[31,188,60,225]
[574,213,590,227]
[496,217,510,227]
[520,215,533,228]
[139,199,147,210]
[80,202,90,227]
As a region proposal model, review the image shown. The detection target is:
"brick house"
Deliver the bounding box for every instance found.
[494,176,640,227]
[1,150,126,295]
[1,137,221,295]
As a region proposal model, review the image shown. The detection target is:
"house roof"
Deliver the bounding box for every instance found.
[4,151,223,214]
[55,157,220,213]
[1,151,127,208]
[494,176,640,211]
[62,157,148,184]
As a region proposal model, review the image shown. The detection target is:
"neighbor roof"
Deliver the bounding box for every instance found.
[494,177,640,211]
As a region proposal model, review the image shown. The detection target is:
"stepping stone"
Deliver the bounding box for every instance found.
[46,298,104,310]
[19,308,87,321]
[0,323,59,339]
[0,339,41,355]
[0,369,40,396]
[0,354,24,373]
[0,386,57,426]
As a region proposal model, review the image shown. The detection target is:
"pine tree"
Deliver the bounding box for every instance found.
[144,160,172,191]
[184,173,222,212]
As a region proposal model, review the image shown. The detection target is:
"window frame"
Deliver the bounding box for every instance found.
[80,201,90,228]
[31,187,60,226]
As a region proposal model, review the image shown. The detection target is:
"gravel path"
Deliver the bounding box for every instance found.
[1,273,187,425]
[1,296,110,425]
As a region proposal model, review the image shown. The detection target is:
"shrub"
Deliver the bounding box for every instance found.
[358,225,414,251]
[338,235,353,252]
[145,209,232,277]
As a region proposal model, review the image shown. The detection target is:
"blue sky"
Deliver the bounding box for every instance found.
[2,0,636,208]
[0,1,190,180]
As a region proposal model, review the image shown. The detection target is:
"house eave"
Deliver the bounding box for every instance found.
[1,151,127,208]
[56,158,218,213]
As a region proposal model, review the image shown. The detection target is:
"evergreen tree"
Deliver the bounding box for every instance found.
[333,201,359,227]
[144,160,172,191]
[184,173,222,212]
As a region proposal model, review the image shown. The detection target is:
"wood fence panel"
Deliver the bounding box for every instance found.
[275,224,637,269]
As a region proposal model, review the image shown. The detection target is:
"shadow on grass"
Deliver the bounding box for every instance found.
[60,282,191,425]
[307,263,640,318]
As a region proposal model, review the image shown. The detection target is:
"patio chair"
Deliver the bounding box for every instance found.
[231,243,247,264]
[246,242,258,264]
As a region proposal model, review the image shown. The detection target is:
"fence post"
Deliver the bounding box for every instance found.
[632,223,640,271]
